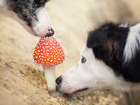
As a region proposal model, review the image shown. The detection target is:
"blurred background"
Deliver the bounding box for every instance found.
[0,0,140,105]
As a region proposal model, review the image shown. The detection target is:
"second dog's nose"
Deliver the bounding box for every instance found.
[56,76,62,85]
[46,28,55,37]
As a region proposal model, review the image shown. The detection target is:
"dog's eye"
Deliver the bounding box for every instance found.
[40,0,44,3]
[81,56,86,63]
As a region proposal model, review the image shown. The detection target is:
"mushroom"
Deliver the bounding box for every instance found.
[33,37,65,90]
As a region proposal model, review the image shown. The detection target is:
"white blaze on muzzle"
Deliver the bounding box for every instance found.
[33,6,54,37]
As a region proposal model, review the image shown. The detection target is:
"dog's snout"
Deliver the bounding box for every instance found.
[56,76,62,85]
[46,28,55,37]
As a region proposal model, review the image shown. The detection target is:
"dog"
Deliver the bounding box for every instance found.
[56,22,140,95]
[0,0,54,37]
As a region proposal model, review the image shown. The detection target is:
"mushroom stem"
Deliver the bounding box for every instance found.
[43,66,56,90]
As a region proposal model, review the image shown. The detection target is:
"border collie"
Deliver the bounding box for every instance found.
[56,22,140,94]
[0,0,54,37]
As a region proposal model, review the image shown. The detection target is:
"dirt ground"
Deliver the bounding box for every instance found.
[0,0,140,105]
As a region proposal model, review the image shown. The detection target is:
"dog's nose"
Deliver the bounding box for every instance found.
[46,28,55,37]
[56,76,62,85]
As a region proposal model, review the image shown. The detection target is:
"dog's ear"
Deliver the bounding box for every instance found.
[105,39,118,61]
[87,31,107,48]
[87,30,118,61]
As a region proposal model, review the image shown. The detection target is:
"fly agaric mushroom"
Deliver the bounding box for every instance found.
[33,37,65,90]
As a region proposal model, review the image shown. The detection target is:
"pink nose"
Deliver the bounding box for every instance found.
[46,28,55,37]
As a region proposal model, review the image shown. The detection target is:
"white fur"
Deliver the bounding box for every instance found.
[33,5,53,37]
[123,23,140,63]
[60,46,132,94]
[119,23,129,28]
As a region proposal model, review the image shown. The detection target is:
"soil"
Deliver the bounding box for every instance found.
[0,0,140,105]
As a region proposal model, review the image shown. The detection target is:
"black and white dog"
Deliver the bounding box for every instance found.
[0,0,54,37]
[56,22,140,94]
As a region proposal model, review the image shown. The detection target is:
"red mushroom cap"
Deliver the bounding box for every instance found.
[33,37,65,66]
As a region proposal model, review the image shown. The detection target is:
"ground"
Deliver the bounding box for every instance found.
[0,0,140,105]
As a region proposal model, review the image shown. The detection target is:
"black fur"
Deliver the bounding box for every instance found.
[6,0,49,26]
[86,22,140,82]
[122,41,140,82]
